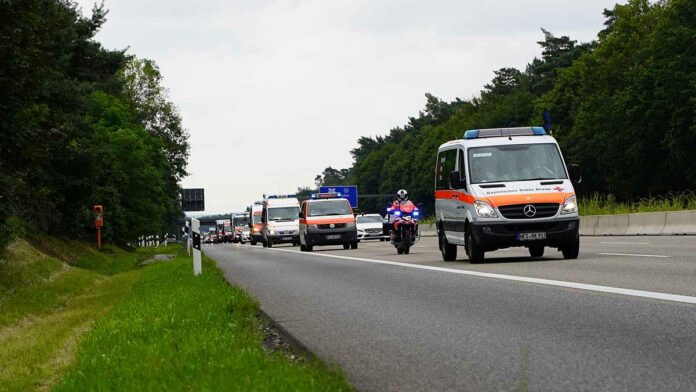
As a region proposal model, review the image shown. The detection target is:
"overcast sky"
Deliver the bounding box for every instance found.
[77,0,619,213]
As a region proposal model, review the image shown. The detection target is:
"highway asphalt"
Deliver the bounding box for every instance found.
[205,236,696,391]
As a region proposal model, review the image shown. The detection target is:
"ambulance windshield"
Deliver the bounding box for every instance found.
[268,207,299,221]
[468,143,567,184]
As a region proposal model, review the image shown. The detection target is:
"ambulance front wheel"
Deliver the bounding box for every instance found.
[562,238,580,259]
[466,226,484,264]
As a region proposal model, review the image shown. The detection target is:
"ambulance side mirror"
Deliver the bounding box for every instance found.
[568,164,582,184]
[449,170,466,189]
[299,211,305,219]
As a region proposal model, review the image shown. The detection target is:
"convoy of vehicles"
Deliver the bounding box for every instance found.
[262,195,301,248]
[299,193,358,252]
[435,126,581,263]
[199,125,581,262]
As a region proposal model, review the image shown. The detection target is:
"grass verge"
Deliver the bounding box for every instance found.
[54,250,351,391]
[579,192,696,216]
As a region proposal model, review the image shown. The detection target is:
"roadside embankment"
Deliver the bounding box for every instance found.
[0,237,350,391]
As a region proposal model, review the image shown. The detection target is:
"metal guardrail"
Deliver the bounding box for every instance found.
[418,210,696,237]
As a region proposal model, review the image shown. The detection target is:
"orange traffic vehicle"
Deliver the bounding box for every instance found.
[299,193,358,252]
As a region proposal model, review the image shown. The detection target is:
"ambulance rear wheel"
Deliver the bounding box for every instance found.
[439,228,457,262]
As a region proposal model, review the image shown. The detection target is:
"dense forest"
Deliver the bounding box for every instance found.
[0,1,189,250]
[312,0,696,214]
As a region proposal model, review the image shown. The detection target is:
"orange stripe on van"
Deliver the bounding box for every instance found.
[303,217,355,225]
[486,192,574,207]
[434,190,476,204]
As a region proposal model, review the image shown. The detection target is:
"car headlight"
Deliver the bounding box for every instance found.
[474,201,498,218]
[561,196,578,215]
[345,221,356,228]
[307,224,318,230]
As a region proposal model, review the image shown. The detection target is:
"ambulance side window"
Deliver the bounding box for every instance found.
[435,149,457,190]
[457,149,468,191]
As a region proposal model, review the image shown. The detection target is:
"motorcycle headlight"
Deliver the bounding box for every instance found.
[474,201,498,218]
[561,196,578,215]
[345,222,356,228]
[404,215,413,221]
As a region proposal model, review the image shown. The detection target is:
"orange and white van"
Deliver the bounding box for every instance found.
[248,202,263,245]
[299,194,358,252]
[435,127,582,263]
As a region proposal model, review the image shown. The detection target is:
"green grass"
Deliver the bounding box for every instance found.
[0,238,145,391]
[55,251,351,391]
[27,235,175,275]
[579,193,696,216]
[0,238,350,391]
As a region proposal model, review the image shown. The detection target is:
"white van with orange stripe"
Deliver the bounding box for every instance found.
[299,194,358,252]
[435,127,582,263]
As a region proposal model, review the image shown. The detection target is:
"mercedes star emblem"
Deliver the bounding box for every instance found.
[523,204,537,217]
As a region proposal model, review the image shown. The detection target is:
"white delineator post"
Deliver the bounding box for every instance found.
[192,218,202,276]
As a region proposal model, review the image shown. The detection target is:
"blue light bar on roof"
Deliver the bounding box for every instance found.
[463,127,546,139]
[464,130,479,139]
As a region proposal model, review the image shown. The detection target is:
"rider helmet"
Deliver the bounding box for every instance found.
[396,189,409,202]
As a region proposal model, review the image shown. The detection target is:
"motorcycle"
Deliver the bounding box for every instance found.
[387,201,420,255]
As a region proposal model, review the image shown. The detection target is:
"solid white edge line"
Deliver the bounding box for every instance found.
[258,247,696,305]
[599,242,650,245]
[598,252,671,258]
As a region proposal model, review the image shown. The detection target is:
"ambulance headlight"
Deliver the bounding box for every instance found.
[474,201,498,218]
[307,224,318,230]
[345,222,355,228]
[561,196,578,215]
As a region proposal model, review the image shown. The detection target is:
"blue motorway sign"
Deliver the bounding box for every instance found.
[320,185,358,209]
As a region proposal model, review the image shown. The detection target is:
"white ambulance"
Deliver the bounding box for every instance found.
[435,127,581,263]
[261,194,300,247]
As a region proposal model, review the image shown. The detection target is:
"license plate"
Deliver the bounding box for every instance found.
[282,236,292,241]
[517,232,546,241]
[326,235,341,240]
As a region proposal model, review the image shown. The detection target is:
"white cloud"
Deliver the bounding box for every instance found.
[77,0,619,213]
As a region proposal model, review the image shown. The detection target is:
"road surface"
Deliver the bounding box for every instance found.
[205,236,696,391]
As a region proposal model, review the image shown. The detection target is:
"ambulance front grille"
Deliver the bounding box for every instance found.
[498,203,560,219]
